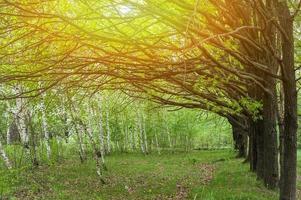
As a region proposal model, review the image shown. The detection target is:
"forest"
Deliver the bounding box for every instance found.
[0,0,300,199]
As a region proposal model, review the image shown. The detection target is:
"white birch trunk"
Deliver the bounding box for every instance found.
[15,96,29,146]
[125,125,129,151]
[41,95,51,159]
[122,119,128,152]
[68,101,86,162]
[76,124,86,162]
[155,133,160,154]
[166,125,172,148]
[105,104,111,154]
[85,118,102,178]
[97,95,105,164]
[163,112,172,148]
[142,113,148,153]
[116,141,120,152]
[133,120,138,151]
[6,116,11,145]
[130,127,135,151]
[137,113,145,154]
[185,135,189,152]
[5,102,11,145]
[78,102,105,182]
[61,96,69,142]
[0,139,12,169]
[27,111,39,166]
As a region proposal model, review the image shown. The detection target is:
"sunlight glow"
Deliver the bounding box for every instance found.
[117,5,132,15]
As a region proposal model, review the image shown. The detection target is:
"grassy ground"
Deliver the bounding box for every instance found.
[0,150,300,200]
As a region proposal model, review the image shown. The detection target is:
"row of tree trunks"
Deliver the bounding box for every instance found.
[231,115,278,187]
[229,97,279,189]
[227,0,278,188]
[229,0,279,190]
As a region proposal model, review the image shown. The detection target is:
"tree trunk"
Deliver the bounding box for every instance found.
[277,84,285,189]
[262,86,279,188]
[0,139,12,169]
[130,127,136,151]
[123,123,129,152]
[155,133,160,154]
[232,124,247,158]
[255,119,265,180]
[248,121,257,172]
[5,103,12,145]
[105,103,111,154]
[260,0,279,189]
[6,118,11,145]
[84,118,105,183]
[137,112,146,154]
[167,125,172,149]
[41,95,51,159]
[28,113,39,167]
[97,95,106,163]
[142,113,148,153]
[276,2,298,199]
[15,89,29,148]
[76,124,86,163]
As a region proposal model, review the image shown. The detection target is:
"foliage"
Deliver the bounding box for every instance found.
[0,150,284,200]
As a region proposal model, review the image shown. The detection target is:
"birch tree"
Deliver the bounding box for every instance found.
[142,113,148,153]
[86,104,103,177]
[74,123,86,163]
[155,132,160,155]
[5,102,12,145]
[14,87,29,147]
[69,100,86,163]
[105,102,111,154]
[130,125,136,151]
[0,139,12,169]
[137,112,145,154]
[40,94,51,159]
[97,94,106,164]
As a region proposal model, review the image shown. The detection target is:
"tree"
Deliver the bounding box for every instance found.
[0,0,300,199]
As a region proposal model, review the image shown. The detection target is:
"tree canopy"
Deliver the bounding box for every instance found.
[0,0,300,199]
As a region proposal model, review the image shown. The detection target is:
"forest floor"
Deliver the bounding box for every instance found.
[1,150,300,200]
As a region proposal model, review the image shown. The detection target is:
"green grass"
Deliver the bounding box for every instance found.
[1,150,300,199]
